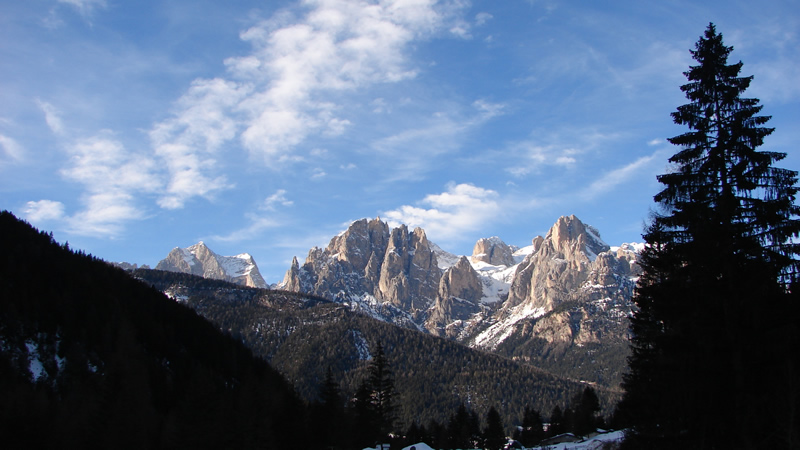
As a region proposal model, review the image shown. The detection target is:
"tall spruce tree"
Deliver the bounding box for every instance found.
[619,23,800,448]
[514,406,545,447]
[366,341,399,440]
[483,406,506,450]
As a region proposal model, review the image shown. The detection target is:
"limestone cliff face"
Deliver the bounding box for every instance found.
[471,237,515,266]
[156,242,267,288]
[472,215,639,352]
[279,218,441,315]
[278,214,642,387]
[426,256,483,337]
[506,215,610,312]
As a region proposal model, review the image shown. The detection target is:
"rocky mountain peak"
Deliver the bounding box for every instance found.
[426,256,483,338]
[545,215,609,261]
[279,218,441,316]
[471,236,515,266]
[326,217,389,272]
[278,214,641,387]
[156,242,267,289]
[485,215,631,339]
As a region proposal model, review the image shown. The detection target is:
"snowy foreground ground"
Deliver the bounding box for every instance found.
[526,430,625,449]
[367,429,625,450]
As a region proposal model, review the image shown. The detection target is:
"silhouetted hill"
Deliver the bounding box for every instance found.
[0,211,305,449]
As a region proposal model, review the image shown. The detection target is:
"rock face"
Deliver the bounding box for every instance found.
[426,256,484,337]
[279,215,642,386]
[507,215,610,312]
[279,218,441,324]
[471,237,515,266]
[156,242,267,289]
[472,215,639,350]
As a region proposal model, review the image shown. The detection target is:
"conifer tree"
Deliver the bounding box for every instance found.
[572,387,600,437]
[547,405,566,438]
[310,367,343,449]
[514,405,545,447]
[366,341,399,440]
[483,406,506,450]
[619,23,800,448]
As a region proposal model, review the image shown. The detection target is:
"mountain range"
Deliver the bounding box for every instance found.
[155,241,268,289]
[155,214,641,388]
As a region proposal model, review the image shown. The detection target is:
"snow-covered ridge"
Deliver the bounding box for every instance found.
[157,242,268,289]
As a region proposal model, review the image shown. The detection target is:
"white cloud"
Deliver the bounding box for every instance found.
[310,168,327,180]
[58,134,161,236]
[581,149,667,200]
[0,134,25,165]
[150,78,245,209]
[370,99,506,181]
[505,143,578,177]
[504,129,620,177]
[262,189,293,210]
[472,99,505,120]
[137,0,469,208]
[210,214,280,243]
[24,200,65,223]
[36,100,65,135]
[158,0,469,168]
[475,12,493,26]
[383,182,503,244]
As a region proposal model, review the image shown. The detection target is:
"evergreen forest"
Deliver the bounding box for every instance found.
[0,212,603,449]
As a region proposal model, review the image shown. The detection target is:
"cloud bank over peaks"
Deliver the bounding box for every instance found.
[383,182,504,246]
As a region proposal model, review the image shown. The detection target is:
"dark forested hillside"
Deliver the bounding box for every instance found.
[134,268,604,429]
[0,211,305,449]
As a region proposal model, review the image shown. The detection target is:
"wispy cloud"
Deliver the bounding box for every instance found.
[29,99,161,236]
[24,200,65,223]
[0,134,25,165]
[57,0,107,17]
[262,189,293,210]
[230,0,467,161]
[210,214,280,243]
[150,78,246,209]
[143,0,470,209]
[504,129,617,178]
[581,149,667,200]
[475,12,493,27]
[57,134,160,236]
[383,182,503,244]
[370,99,506,181]
[210,190,295,243]
[36,100,65,136]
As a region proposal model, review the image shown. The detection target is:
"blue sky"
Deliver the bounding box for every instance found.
[2,0,799,283]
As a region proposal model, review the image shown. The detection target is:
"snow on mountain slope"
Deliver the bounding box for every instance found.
[276,215,642,387]
[157,242,268,288]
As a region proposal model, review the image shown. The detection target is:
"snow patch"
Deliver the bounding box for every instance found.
[430,241,460,270]
[25,341,45,382]
[180,248,196,266]
[513,244,536,263]
[351,330,371,360]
